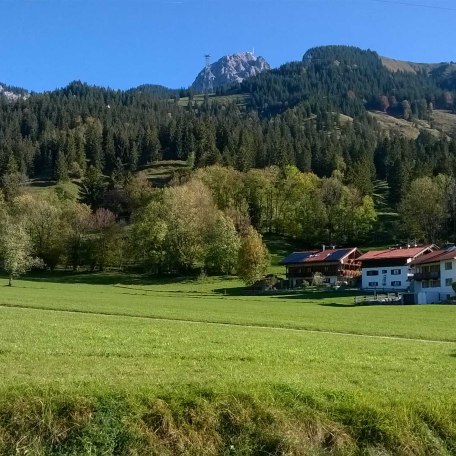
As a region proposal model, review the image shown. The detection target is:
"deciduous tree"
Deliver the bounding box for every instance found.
[0,216,41,286]
[237,226,270,285]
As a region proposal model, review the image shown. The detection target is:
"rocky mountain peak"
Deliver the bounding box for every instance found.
[191,52,270,92]
[0,83,28,102]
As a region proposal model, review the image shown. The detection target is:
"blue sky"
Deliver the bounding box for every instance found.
[1,0,456,91]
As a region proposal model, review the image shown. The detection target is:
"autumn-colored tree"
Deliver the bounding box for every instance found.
[125,171,154,205]
[164,179,218,271]
[237,226,270,285]
[378,95,389,112]
[205,212,241,275]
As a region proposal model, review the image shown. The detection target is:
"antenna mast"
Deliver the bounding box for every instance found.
[202,54,214,95]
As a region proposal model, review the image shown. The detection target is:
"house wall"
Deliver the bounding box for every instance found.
[289,275,338,288]
[414,259,456,303]
[361,265,411,291]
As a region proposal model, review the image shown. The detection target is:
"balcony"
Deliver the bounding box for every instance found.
[413,271,440,281]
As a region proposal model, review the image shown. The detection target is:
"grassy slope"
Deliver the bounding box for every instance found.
[177,93,250,108]
[1,279,455,397]
[368,109,456,140]
[24,179,80,198]
[1,274,456,454]
[3,274,456,342]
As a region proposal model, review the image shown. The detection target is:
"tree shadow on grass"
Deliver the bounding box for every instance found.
[212,287,368,302]
[16,271,201,287]
[318,302,395,308]
[212,286,254,296]
[27,179,57,188]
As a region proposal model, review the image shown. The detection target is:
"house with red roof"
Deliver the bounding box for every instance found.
[280,247,362,288]
[358,245,435,291]
[410,246,456,303]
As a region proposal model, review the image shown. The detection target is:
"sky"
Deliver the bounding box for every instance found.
[1,0,456,92]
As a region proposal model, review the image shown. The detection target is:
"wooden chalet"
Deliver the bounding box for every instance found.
[280,247,362,288]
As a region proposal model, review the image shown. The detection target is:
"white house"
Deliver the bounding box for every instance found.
[358,245,435,292]
[411,247,456,304]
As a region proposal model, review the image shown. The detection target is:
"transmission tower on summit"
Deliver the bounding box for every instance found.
[202,54,215,94]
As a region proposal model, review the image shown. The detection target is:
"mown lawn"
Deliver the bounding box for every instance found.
[1,273,456,454]
[2,273,456,342]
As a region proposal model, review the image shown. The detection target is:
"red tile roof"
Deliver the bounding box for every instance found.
[358,246,434,261]
[411,248,456,265]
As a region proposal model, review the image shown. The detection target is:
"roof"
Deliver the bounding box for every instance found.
[358,246,434,262]
[280,248,358,265]
[411,247,456,266]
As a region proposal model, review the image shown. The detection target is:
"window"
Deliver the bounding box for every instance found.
[367,270,379,276]
[422,281,429,289]
[391,269,401,275]
[429,280,441,288]
[445,278,453,287]
[391,281,401,287]
[368,282,379,287]
[445,262,453,271]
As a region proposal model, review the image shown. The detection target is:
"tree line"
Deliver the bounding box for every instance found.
[1,163,455,284]
[2,81,456,207]
[0,173,270,285]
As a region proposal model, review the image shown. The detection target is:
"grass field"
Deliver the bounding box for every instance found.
[1,270,456,454]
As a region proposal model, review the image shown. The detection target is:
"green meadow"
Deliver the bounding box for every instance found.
[1,272,456,454]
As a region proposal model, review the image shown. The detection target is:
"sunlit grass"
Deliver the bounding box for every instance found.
[1,272,456,454]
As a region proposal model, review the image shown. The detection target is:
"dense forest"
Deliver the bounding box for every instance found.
[240,46,456,117]
[1,45,456,274]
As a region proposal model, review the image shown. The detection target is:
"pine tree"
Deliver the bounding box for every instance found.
[55,150,68,182]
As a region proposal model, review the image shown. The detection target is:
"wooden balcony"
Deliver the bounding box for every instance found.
[413,271,440,281]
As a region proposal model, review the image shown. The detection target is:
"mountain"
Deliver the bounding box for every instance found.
[0,83,28,102]
[191,52,270,92]
[239,45,455,117]
[0,44,455,204]
[127,84,177,99]
[381,57,456,90]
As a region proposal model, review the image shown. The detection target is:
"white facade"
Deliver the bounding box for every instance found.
[361,264,412,291]
[413,259,456,304]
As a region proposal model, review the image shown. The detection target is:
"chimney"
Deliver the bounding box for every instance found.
[322,245,326,252]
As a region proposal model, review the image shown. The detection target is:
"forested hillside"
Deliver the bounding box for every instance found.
[1,45,456,257]
[241,45,455,117]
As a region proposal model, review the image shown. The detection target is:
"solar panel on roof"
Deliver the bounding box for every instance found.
[279,251,314,265]
[325,249,351,261]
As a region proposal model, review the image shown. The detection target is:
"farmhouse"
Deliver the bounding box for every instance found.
[358,245,435,292]
[410,246,456,304]
[280,247,362,288]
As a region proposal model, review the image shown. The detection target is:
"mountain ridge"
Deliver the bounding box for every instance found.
[2,46,456,96]
[0,83,28,102]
